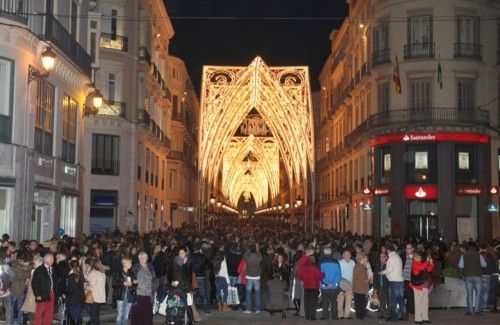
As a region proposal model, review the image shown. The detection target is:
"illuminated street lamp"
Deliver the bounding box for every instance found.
[209,194,216,205]
[91,89,103,108]
[41,47,56,72]
[216,201,222,207]
[296,195,303,207]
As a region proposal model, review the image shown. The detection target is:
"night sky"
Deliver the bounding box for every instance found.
[164,0,348,92]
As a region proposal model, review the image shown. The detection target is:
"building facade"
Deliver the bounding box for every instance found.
[165,56,199,228]
[0,0,93,241]
[82,0,180,234]
[318,0,500,240]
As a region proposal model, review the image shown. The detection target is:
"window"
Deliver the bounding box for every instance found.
[457,16,480,44]
[406,15,434,58]
[0,58,13,143]
[62,95,77,163]
[34,79,55,156]
[137,142,142,180]
[457,78,475,110]
[0,188,11,236]
[108,73,115,101]
[408,15,432,44]
[381,147,391,184]
[70,1,78,39]
[455,145,476,184]
[409,78,432,109]
[169,169,177,190]
[374,23,388,51]
[111,9,118,38]
[91,134,120,175]
[145,149,150,182]
[172,95,179,119]
[161,160,165,190]
[377,81,389,112]
[406,144,437,183]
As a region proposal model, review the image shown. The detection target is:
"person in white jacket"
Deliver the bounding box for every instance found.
[213,247,231,311]
[379,243,407,321]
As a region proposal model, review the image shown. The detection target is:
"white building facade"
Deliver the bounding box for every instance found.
[0,0,93,241]
[318,0,500,240]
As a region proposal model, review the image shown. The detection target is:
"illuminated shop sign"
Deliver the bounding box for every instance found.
[456,185,483,196]
[373,185,390,196]
[405,185,438,200]
[371,132,489,147]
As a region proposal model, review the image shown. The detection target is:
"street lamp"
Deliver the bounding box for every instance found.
[296,195,303,207]
[41,47,56,71]
[216,201,222,207]
[92,89,103,108]
[209,194,216,205]
[28,47,57,84]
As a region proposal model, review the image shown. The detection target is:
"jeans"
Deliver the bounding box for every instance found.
[303,289,319,320]
[10,295,24,324]
[116,300,132,325]
[87,303,100,325]
[0,296,13,325]
[196,276,210,313]
[320,289,338,319]
[480,275,491,311]
[215,276,229,303]
[353,293,367,319]
[245,278,261,312]
[388,281,407,321]
[465,276,482,313]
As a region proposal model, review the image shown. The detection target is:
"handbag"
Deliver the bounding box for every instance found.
[85,290,94,304]
[339,278,352,292]
[227,286,240,306]
[191,274,199,291]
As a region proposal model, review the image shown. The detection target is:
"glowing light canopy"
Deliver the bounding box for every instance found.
[199,57,315,208]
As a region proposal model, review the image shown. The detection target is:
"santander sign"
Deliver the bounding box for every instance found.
[402,134,436,142]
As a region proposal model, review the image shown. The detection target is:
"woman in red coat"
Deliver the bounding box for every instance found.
[409,251,434,324]
[297,254,324,321]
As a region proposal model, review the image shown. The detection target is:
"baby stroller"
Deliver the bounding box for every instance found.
[157,284,188,325]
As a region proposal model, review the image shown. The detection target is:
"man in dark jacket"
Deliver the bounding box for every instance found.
[191,244,211,315]
[459,242,486,316]
[152,243,168,283]
[319,247,341,320]
[101,243,117,305]
[32,252,58,325]
[479,243,496,312]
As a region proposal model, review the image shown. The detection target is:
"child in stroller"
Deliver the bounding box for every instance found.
[157,282,188,325]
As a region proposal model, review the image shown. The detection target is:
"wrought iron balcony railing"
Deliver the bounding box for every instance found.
[404,42,435,59]
[369,107,490,128]
[99,100,126,117]
[100,33,128,52]
[43,15,92,77]
[138,46,151,65]
[454,42,482,60]
[0,0,28,24]
[372,48,391,66]
[137,109,170,148]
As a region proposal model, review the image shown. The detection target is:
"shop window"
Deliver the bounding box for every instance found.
[406,144,437,183]
[380,147,391,184]
[0,188,11,235]
[455,145,477,184]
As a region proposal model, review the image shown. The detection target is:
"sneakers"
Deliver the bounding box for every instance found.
[255,310,261,314]
[244,310,252,314]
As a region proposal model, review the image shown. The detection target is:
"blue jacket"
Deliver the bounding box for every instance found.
[319,256,341,290]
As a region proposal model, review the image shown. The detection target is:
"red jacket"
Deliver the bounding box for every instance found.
[297,261,324,289]
[409,260,434,291]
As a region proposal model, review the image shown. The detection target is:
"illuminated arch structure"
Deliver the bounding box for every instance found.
[198,57,315,228]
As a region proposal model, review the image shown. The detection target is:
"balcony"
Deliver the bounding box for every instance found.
[167,150,183,161]
[138,47,151,65]
[0,0,28,24]
[99,100,126,118]
[100,33,128,52]
[43,15,92,77]
[137,109,171,148]
[0,115,11,143]
[454,42,482,60]
[372,48,391,66]
[369,107,490,128]
[404,42,435,59]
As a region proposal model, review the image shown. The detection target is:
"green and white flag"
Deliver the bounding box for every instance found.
[437,57,443,89]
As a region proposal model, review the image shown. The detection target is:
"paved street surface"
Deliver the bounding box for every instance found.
[99,308,500,325]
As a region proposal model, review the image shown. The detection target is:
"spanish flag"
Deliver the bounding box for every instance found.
[393,55,401,94]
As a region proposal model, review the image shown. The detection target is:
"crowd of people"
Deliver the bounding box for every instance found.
[0,221,498,324]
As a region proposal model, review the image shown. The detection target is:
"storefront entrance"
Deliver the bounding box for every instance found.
[408,215,438,239]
